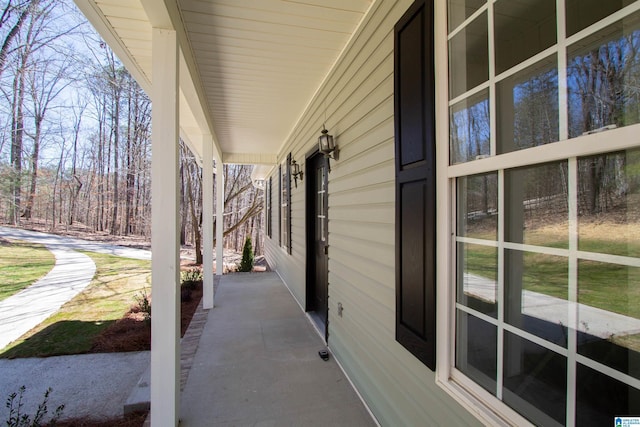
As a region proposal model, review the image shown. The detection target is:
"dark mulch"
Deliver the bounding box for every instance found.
[90,281,203,352]
[54,411,148,427]
[58,281,203,426]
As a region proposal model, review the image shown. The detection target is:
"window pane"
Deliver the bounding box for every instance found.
[497,55,559,153]
[578,150,640,257]
[576,363,640,427]
[494,0,557,74]
[450,90,490,164]
[457,172,498,239]
[456,310,497,394]
[317,168,326,242]
[505,162,568,248]
[568,12,640,138]
[449,12,488,99]
[503,331,567,426]
[566,0,638,37]
[504,249,569,347]
[448,0,486,32]
[457,243,498,317]
[578,260,640,380]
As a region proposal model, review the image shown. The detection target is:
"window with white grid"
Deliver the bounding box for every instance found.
[448,1,640,425]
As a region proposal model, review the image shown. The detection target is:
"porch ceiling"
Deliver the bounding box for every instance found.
[75,0,373,170]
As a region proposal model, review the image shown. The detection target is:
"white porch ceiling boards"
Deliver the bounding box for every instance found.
[75,0,373,167]
[178,0,372,161]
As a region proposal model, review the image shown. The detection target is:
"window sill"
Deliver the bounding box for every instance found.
[436,370,535,427]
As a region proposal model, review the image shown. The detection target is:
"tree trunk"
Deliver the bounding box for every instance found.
[23,113,42,220]
[110,64,120,235]
[10,54,26,225]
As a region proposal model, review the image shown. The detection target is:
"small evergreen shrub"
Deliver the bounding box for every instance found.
[133,288,151,321]
[238,237,254,272]
[5,386,65,427]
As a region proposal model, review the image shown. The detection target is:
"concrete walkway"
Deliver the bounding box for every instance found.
[179,272,375,426]
[0,227,155,423]
[0,247,95,350]
[0,352,150,421]
[0,227,152,350]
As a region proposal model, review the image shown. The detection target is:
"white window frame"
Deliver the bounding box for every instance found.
[280,158,291,254]
[435,1,640,426]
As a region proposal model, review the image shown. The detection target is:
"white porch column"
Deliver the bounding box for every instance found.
[216,158,224,276]
[150,28,180,427]
[202,135,214,309]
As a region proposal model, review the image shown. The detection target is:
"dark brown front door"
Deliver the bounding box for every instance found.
[306,152,328,339]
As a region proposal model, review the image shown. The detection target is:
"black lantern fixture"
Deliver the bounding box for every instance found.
[318,124,338,170]
[290,158,303,188]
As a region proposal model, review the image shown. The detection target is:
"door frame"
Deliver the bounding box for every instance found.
[305,148,329,341]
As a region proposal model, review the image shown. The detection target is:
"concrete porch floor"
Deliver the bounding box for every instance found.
[178,272,377,426]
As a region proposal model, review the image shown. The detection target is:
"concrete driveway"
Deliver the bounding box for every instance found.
[0,226,151,350]
[0,227,153,423]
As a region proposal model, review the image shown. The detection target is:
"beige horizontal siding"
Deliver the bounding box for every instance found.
[264,0,483,425]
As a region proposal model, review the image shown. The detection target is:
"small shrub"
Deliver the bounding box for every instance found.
[5,386,65,427]
[238,237,254,272]
[180,268,202,290]
[133,288,151,321]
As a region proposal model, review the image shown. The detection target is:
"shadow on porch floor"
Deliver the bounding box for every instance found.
[178,272,376,426]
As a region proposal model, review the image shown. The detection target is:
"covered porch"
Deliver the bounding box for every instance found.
[177,272,375,426]
[72,0,378,425]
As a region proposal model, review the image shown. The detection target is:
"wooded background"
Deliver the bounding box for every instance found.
[0,0,264,257]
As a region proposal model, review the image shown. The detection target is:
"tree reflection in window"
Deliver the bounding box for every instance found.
[568,12,640,137]
[450,90,490,164]
[497,56,559,154]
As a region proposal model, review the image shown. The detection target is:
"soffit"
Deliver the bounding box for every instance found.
[178,0,372,161]
[76,0,373,166]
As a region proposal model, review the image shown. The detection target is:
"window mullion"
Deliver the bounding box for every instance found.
[566,157,578,427]
[488,0,496,157]
[557,0,569,142]
[496,168,505,400]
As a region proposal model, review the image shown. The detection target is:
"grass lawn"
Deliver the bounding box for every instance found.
[0,239,55,301]
[0,252,151,358]
[463,221,640,320]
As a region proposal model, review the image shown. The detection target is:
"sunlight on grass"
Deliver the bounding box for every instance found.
[0,252,151,358]
[463,222,640,320]
[0,239,55,301]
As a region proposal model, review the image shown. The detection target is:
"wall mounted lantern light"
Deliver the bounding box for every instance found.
[318,124,338,170]
[290,158,303,188]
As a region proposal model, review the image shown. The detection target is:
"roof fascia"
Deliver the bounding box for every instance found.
[73,0,151,93]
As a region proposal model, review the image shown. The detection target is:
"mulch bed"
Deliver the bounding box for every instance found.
[57,279,204,426]
[54,411,148,427]
[90,281,203,352]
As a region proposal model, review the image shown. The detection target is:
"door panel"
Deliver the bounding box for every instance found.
[306,153,329,338]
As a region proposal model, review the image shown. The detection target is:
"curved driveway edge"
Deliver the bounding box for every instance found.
[0,245,95,350]
[0,226,151,260]
[0,227,152,350]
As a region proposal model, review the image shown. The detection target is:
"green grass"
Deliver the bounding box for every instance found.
[460,243,497,282]
[577,260,640,320]
[0,240,55,301]
[0,252,151,358]
[516,252,568,301]
[463,231,640,320]
[578,238,640,258]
